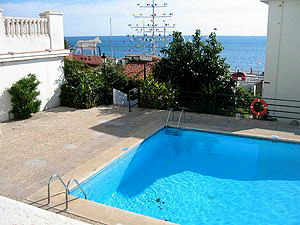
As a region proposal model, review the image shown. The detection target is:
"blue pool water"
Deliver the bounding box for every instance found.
[72,128,300,224]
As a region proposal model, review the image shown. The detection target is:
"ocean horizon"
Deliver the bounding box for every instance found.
[65,35,266,73]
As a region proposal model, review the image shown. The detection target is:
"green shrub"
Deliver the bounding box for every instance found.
[8,74,41,120]
[100,62,136,105]
[235,86,255,114]
[60,59,104,108]
[60,59,136,108]
[139,77,177,110]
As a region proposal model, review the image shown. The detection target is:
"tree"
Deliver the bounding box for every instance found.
[153,30,235,113]
[153,30,234,95]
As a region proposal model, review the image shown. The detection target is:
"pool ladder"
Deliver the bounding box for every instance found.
[47,174,87,210]
[165,109,184,136]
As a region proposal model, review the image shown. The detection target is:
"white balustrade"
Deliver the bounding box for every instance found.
[3,17,49,38]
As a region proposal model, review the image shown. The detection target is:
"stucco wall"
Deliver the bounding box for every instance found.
[0,9,68,122]
[263,0,300,121]
[0,57,64,121]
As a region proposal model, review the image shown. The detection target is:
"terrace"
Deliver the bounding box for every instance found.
[1,106,300,224]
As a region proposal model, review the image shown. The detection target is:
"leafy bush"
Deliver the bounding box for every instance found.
[139,77,177,110]
[8,74,41,120]
[60,59,136,108]
[60,59,104,108]
[235,86,255,115]
[100,62,136,105]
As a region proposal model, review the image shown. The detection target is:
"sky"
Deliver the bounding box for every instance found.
[0,0,269,36]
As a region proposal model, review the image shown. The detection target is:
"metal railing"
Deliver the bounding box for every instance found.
[48,174,67,205]
[128,88,139,112]
[128,88,300,121]
[178,92,300,121]
[165,108,173,127]
[177,110,184,129]
[65,179,87,210]
[47,174,87,210]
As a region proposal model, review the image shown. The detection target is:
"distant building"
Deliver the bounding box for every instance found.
[0,9,69,122]
[67,37,107,66]
[68,53,106,66]
[123,54,158,80]
[262,0,300,122]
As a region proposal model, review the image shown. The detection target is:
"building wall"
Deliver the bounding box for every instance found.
[263,0,300,121]
[0,58,64,121]
[0,9,69,122]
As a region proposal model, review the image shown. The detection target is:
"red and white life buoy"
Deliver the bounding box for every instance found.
[250,98,268,116]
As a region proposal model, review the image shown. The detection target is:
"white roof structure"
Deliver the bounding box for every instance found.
[76,37,101,50]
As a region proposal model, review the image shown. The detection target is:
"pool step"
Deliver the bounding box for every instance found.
[166,128,181,136]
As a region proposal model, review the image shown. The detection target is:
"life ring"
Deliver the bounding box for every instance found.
[250,98,268,116]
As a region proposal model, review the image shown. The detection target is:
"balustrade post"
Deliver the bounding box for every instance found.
[39,11,64,50]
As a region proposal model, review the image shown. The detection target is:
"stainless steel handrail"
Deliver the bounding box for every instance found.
[166,108,173,127]
[177,110,184,129]
[47,174,68,205]
[65,178,87,210]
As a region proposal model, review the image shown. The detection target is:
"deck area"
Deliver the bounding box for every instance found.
[1,106,300,224]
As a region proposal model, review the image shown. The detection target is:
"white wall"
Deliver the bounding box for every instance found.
[262,0,300,122]
[0,57,64,121]
[0,10,64,53]
[0,9,69,122]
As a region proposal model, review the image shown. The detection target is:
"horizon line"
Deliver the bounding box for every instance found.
[65,34,267,37]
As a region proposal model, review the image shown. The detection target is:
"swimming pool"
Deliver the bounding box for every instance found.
[72,128,300,225]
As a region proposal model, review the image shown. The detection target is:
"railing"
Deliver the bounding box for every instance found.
[128,88,139,112]
[166,108,173,127]
[47,174,68,205]
[177,110,184,129]
[4,17,49,38]
[178,91,300,121]
[165,109,185,136]
[65,179,87,210]
[47,174,87,210]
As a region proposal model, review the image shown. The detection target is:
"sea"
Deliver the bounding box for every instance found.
[65,36,266,73]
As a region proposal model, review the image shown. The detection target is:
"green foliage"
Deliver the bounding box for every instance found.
[100,62,136,105]
[153,30,235,113]
[60,59,104,108]
[235,86,255,115]
[60,59,135,108]
[154,30,234,94]
[139,76,177,110]
[8,74,41,120]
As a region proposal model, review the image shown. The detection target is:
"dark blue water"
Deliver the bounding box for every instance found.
[72,128,300,225]
[65,36,266,73]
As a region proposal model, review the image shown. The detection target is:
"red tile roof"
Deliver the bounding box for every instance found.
[124,62,155,80]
